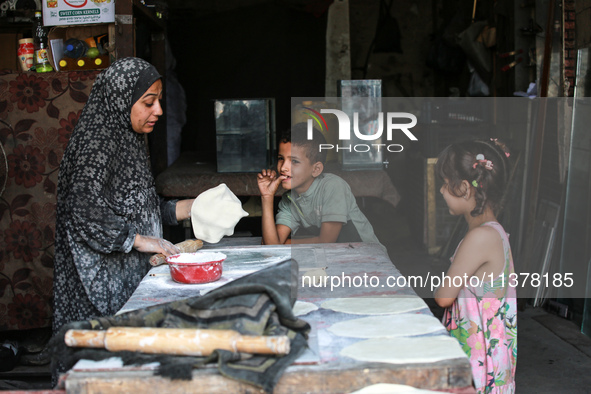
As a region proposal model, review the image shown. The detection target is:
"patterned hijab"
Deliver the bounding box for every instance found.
[83,57,161,133]
[59,57,161,215]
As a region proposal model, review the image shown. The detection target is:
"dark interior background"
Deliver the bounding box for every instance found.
[166,3,327,163]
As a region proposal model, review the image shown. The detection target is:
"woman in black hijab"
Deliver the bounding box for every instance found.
[53,57,193,332]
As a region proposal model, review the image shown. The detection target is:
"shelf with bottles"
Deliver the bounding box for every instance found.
[47,23,114,72]
[0,10,41,72]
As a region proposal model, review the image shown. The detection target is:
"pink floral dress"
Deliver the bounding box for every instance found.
[443,221,517,394]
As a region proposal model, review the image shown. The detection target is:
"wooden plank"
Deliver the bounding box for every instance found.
[65,360,472,393]
[425,158,437,253]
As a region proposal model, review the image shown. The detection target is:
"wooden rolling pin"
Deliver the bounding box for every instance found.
[149,239,204,266]
[64,327,290,356]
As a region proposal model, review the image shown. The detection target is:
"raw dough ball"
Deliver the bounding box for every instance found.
[321,297,428,315]
[191,183,248,243]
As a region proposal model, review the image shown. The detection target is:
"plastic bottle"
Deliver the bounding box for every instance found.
[17,38,35,71]
[32,11,53,73]
[63,38,88,59]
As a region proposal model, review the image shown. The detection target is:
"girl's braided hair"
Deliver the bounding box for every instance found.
[436,139,511,217]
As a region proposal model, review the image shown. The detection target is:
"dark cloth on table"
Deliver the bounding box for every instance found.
[53,58,173,334]
[51,259,310,393]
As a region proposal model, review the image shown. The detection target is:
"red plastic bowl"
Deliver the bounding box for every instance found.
[166,252,226,284]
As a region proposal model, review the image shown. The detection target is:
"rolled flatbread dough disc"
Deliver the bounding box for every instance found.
[328,313,445,338]
[191,183,248,243]
[293,301,318,316]
[350,383,448,394]
[341,336,467,364]
[321,297,427,315]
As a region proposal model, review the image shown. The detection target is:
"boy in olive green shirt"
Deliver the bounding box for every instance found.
[257,123,384,251]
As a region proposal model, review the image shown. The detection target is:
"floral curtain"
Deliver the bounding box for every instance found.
[0,70,100,331]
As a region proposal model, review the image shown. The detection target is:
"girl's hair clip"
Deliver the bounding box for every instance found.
[473,154,493,170]
[491,138,511,158]
[472,180,478,187]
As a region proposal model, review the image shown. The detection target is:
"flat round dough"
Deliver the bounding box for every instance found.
[341,336,467,364]
[191,183,248,243]
[350,383,448,394]
[293,301,318,316]
[321,297,427,315]
[328,313,445,338]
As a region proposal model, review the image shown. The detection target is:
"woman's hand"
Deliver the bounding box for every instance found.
[175,198,195,221]
[257,169,284,199]
[133,234,180,256]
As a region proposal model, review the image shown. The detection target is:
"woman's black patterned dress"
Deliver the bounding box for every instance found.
[53,57,177,332]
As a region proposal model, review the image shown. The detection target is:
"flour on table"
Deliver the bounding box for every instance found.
[340,336,467,364]
[321,297,428,315]
[328,313,445,338]
[350,383,448,394]
[293,301,318,316]
[167,252,226,264]
[191,183,248,243]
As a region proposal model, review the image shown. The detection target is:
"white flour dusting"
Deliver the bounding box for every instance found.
[167,252,226,265]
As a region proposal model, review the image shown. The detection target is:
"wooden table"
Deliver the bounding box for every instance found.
[63,240,473,393]
[155,152,401,208]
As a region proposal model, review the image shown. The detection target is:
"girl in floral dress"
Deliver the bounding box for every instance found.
[434,139,517,393]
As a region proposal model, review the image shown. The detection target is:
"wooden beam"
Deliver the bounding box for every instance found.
[539,0,555,97]
[325,0,351,97]
[115,0,134,59]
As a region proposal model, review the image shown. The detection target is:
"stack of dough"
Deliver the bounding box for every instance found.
[321,297,467,365]
[191,183,249,243]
